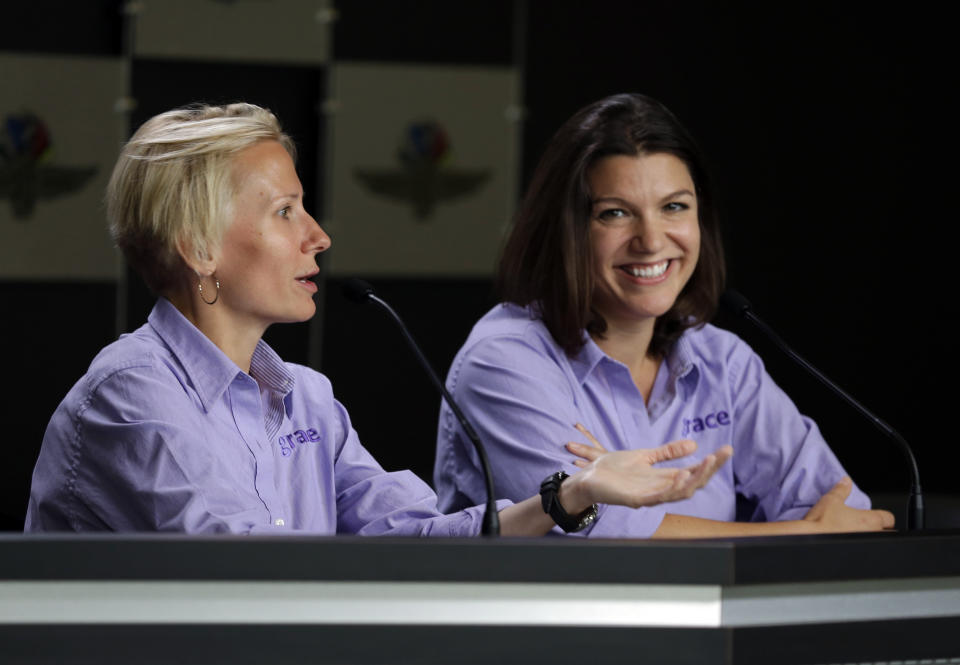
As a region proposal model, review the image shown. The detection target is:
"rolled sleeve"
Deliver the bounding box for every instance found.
[727,346,870,521]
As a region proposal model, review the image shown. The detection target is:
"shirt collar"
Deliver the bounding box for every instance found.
[568,334,608,384]
[665,330,700,399]
[569,327,701,397]
[148,298,295,413]
[250,339,295,410]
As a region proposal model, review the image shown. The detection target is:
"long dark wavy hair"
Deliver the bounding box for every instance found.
[497,93,725,357]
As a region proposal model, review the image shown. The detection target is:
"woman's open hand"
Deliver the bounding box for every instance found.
[563,423,733,510]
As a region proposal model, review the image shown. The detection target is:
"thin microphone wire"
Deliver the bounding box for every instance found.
[721,290,923,530]
[345,281,501,536]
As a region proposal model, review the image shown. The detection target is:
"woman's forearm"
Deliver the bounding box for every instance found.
[498,496,555,536]
[497,473,595,536]
[651,513,821,538]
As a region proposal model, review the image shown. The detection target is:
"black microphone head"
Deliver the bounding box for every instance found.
[720,289,753,317]
[343,278,374,304]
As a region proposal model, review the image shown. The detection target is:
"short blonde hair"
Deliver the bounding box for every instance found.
[107,103,296,294]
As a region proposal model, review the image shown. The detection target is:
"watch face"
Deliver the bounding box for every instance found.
[540,471,598,532]
[545,475,596,532]
[578,506,599,531]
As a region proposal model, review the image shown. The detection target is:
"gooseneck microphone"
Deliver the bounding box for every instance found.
[721,290,923,530]
[343,279,501,536]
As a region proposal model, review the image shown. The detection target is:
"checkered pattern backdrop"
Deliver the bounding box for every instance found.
[0,0,950,531]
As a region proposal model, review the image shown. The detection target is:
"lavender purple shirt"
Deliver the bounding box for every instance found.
[434,304,869,537]
[26,298,495,536]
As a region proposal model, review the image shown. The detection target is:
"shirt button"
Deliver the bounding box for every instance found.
[274,518,285,526]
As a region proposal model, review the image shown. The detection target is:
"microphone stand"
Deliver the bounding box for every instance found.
[344,279,501,536]
[721,290,923,530]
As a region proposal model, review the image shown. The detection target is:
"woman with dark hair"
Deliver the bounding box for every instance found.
[434,93,894,537]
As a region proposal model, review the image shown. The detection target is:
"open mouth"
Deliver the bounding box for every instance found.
[619,260,670,279]
[296,271,319,290]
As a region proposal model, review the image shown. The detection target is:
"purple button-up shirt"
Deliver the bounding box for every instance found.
[26,299,493,536]
[434,304,869,537]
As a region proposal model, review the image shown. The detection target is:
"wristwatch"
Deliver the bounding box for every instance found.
[539,471,598,533]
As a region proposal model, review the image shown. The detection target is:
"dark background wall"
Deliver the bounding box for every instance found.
[1,1,952,530]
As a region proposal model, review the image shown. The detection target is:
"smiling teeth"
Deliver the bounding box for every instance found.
[628,261,669,278]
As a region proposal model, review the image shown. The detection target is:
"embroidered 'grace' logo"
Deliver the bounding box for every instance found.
[278,427,321,457]
[681,411,731,437]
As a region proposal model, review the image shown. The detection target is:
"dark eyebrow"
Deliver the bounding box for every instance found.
[591,189,695,207]
[590,196,632,207]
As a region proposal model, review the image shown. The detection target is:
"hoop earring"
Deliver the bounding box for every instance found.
[198,276,220,305]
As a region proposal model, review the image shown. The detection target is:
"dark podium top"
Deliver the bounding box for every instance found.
[2,530,959,665]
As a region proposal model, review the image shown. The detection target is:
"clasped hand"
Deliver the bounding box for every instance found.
[801,476,895,532]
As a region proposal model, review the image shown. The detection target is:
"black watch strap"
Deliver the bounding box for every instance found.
[539,471,598,533]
